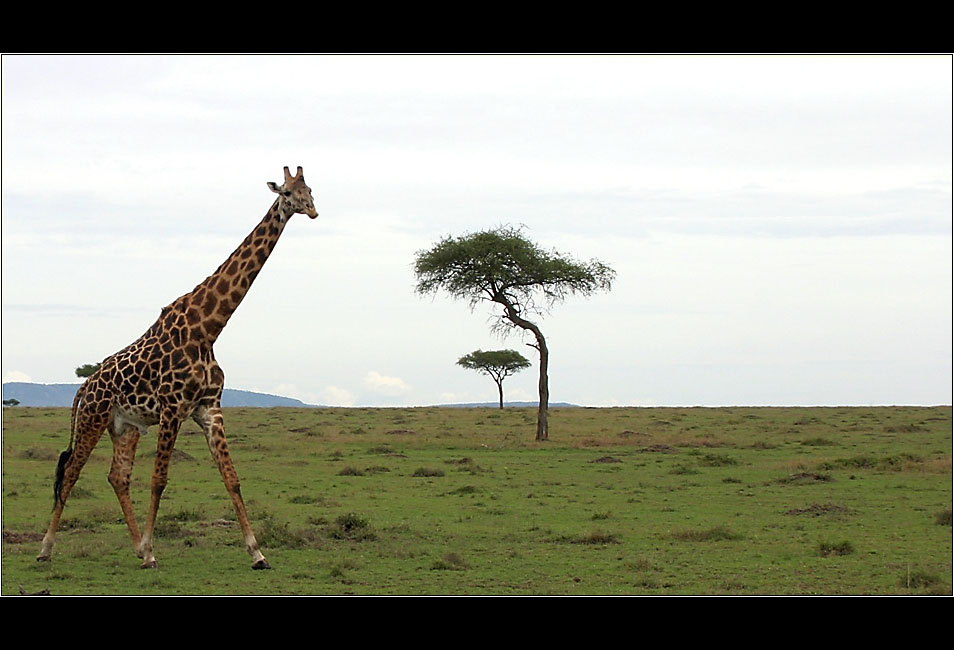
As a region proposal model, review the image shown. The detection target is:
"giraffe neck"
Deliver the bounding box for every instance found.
[183,198,292,345]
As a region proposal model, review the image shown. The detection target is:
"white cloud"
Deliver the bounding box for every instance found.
[363,371,411,396]
[3,370,33,383]
[322,386,356,407]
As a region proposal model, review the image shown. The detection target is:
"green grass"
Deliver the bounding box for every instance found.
[2,405,951,595]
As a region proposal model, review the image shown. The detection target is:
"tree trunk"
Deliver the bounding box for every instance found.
[494,295,549,440]
[496,380,504,409]
[533,328,549,441]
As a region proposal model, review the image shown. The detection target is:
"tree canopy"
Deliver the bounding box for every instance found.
[75,363,101,379]
[415,226,615,439]
[457,349,531,409]
[414,225,615,326]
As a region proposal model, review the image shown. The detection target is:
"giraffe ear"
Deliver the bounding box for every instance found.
[267,182,281,194]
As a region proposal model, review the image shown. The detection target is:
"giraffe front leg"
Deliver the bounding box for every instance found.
[194,406,270,569]
[138,412,180,569]
[108,423,143,557]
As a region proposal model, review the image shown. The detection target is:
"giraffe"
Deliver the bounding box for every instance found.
[36,166,319,570]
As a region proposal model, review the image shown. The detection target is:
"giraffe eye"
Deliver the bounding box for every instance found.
[283,191,291,197]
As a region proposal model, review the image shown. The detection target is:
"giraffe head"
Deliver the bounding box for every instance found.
[267,166,319,219]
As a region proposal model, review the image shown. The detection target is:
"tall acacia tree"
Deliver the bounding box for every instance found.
[415,226,615,440]
[457,349,531,409]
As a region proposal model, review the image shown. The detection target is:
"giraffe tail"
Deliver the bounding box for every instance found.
[52,449,73,509]
[52,382,86,508]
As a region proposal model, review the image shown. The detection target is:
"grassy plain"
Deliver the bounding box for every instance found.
[2,405,951,595]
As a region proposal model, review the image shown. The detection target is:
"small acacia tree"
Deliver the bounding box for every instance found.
[415,225,614,440]
[457,349,531,409]
[75,363,101,379]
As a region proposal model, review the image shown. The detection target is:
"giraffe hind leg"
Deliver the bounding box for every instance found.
[37,410,108,561]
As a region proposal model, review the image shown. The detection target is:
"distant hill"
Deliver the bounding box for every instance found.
[1,382,313,408]
[436,401,578,408]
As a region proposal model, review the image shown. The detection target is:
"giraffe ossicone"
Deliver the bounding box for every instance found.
[37,166,319,570]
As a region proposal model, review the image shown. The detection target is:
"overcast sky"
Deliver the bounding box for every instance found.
[2,54,951,407]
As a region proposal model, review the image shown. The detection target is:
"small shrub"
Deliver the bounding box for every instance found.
[559,529,621,545]
[412,467,445,478]
[670,525,743,542]
[901,567,941,589]
[884,424,927,433]
[327,512,375,541]
[335,512,368,531]
[338,466,365,476]
[367,445,396,455]
[448,457,488,474]
[257,516,312,549]
[817,540,854,557]
[801,437,836,446]
[818,454,922,472]
[935,509,952,526]
[669,465,699,475]
[431,552,469,571]
[776,472,833,484]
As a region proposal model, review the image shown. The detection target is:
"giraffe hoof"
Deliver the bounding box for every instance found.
[140,559,159,569]
[36,554,51,563]
[252,559,271,570]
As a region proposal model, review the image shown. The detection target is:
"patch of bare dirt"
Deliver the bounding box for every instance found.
[618,430,649,439]
[19,585,51,596]
[639,444,677,453]
[3,530,44,544]
[786,502,853,516]
[776,472,834,484]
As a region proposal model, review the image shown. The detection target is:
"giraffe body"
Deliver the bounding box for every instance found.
[37,166,319,569]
